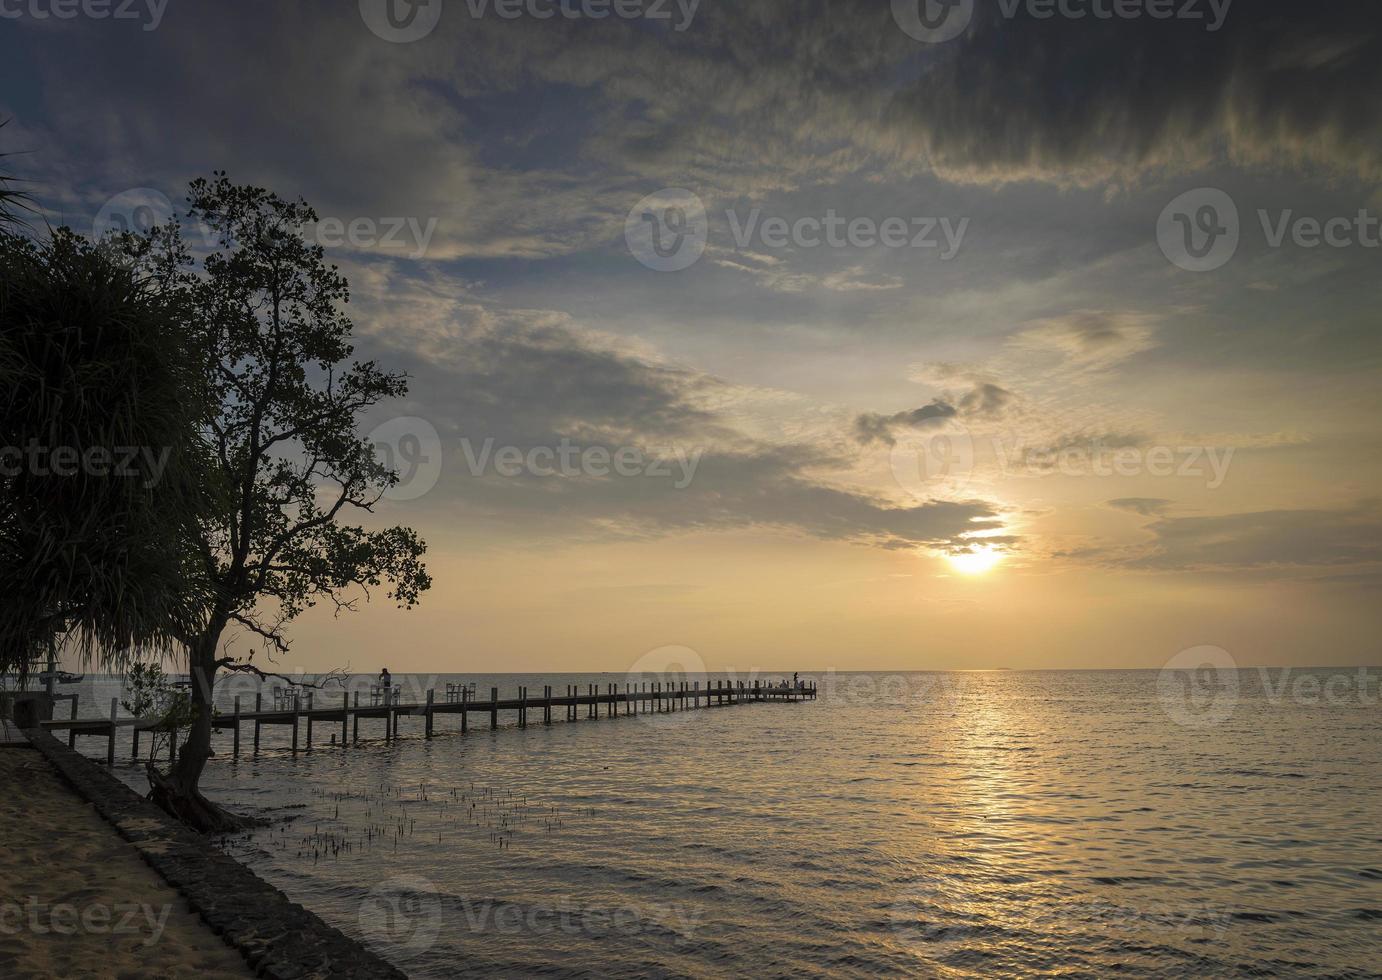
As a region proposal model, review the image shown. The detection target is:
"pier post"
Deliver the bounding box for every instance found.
[353,691,360,743]
[68,695,78,748]
[254,692,262,753]
[106,698,117,765]
[544,685,552,724]
[490,687,498,730]
[291,702,299,754]
[342,691,349,746]
[592,684,599,720]
[518,687,526,728]
[306,690,314,752]
[131,722,139,760]
[233,696,241,759]
[426,689,434,738]
[461,687,468,734]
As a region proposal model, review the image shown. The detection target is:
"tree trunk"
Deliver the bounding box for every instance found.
[145,615,260,833]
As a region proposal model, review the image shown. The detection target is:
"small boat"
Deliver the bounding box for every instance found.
[36,670,84,684]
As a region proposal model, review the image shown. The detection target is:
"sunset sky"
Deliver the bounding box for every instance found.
[4,1,1379,672]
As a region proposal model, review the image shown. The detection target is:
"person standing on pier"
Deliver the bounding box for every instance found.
[380,667,392,704]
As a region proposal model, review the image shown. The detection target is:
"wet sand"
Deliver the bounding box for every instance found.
[0,747,253,980]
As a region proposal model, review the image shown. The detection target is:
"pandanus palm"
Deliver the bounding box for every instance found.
[0,227,218,684]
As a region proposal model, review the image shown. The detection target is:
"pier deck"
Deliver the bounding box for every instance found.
[38,679,817,764]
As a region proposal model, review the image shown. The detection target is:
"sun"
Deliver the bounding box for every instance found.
[946,545,1004,575]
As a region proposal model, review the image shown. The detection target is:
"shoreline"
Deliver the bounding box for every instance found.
[12,729,405,979]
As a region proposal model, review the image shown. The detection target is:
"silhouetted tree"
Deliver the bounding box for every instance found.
[129,175,430,831]
[0,228,214,682]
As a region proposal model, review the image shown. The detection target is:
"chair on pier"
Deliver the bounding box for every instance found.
[369,684,382,706]
[272,685,298,710]
[444,682,476,704]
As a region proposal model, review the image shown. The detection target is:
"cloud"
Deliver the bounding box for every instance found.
[1012,311,1159,371]
[853,378,1016,448]
[853,399,957,446]
[1105,501,1382,571]
[349,273,1006,552]
[1107,497,1174,517]
[880,1,1382,187]
[958,382,1015,419]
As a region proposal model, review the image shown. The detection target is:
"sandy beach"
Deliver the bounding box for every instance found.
[0,746,252,980]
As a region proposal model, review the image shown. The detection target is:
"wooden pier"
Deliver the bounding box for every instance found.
[38,679,817,765]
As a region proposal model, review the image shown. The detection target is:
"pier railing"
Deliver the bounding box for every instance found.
[38,679,817,765]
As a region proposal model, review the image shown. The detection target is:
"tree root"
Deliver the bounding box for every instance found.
[146,764,267,834]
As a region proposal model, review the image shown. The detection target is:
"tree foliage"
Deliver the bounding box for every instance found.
[121,662,197,765]
[0,229,215,679]
[128,174,430,830]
